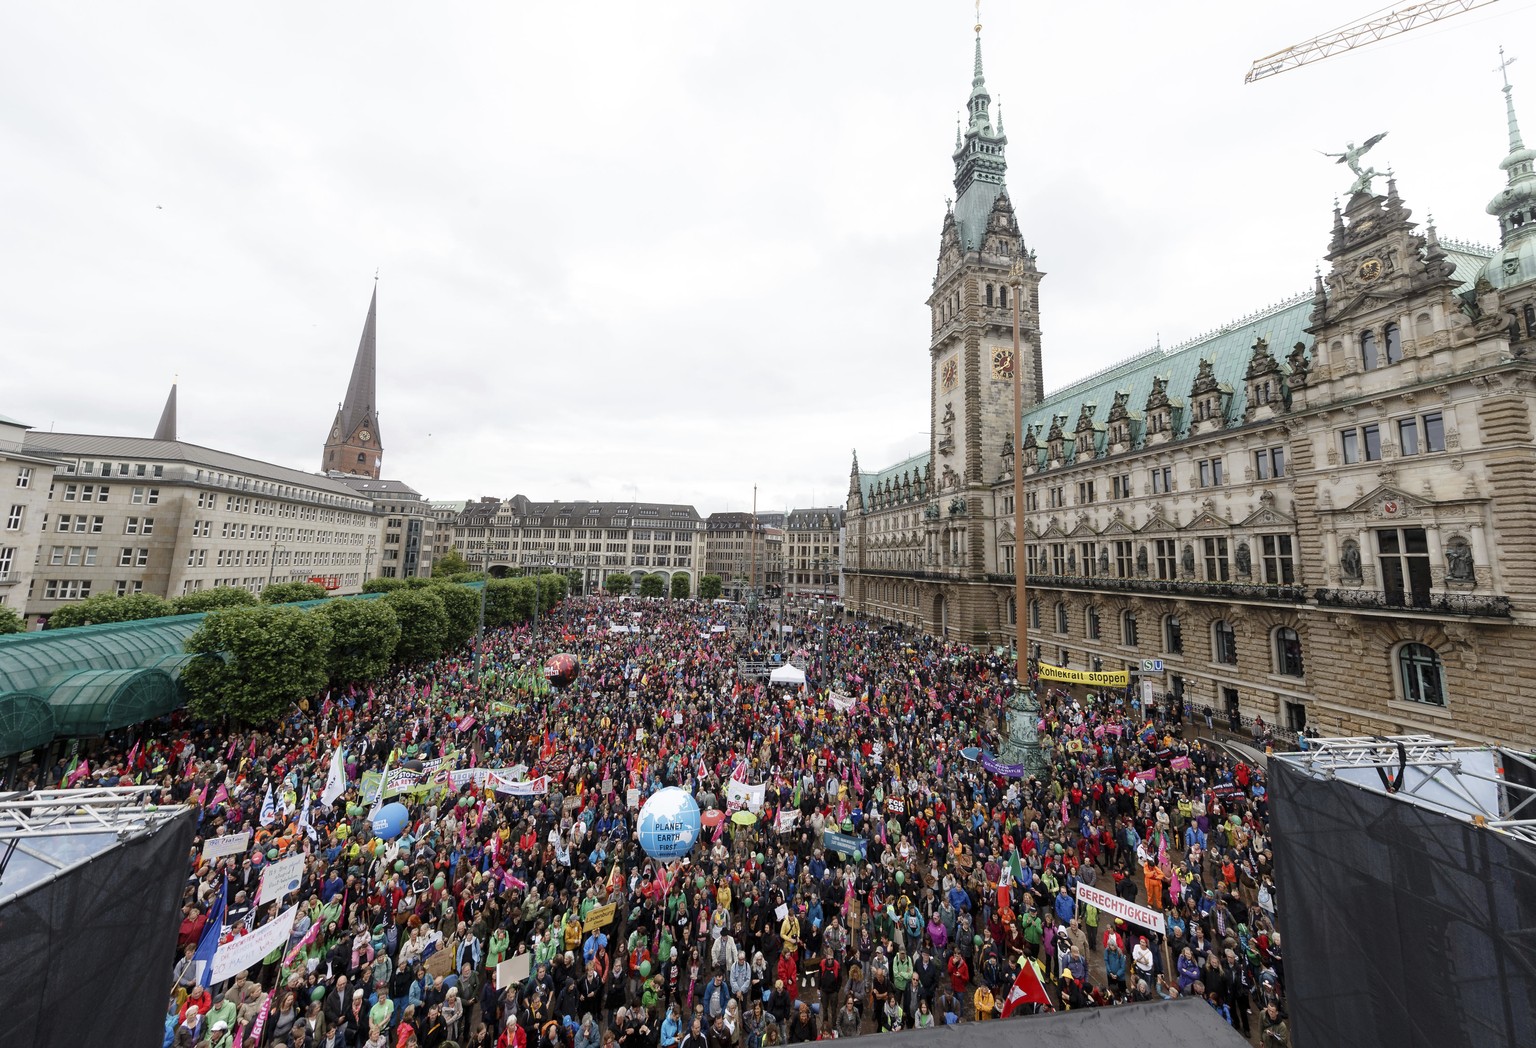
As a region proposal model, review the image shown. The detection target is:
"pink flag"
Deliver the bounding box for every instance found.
[247,738,256,759]
[283,916,323,966]
[233,1022,246,1048]
[195,782,209,806]
[248,993,274,1046]
[212,784,229,806]
[125,740,140,769]
[226,738,238,760]
[67,760,90,787]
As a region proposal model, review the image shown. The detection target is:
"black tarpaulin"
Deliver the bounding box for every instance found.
[834,997,1245,1048]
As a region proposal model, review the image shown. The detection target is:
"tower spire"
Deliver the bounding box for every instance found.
[1486,47,1536,250]
[322,285,384,478]
[949,10,1007,251]
[153,380,177,441]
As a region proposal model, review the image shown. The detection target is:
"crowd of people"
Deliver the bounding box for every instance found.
[25,594,1290,1047]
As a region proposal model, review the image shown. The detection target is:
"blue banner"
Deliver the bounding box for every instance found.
[823,829,867,857]
[981,752,1026,778]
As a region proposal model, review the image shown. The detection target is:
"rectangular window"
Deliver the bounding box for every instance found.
[1151,467,1172,494]
[1363,423,1381,461]
[1253,447,1286,480]
[1378,527,1432,608]
[1079,541,1097,576]
[1155,538,1177,581]
[1115,540,1134,578]
[142,518,154,535]
[1077,480,1095,504]
[131,487,145,504]
[124,518,139,534]
[1341,429,1360,464]
[1198,458,1224,487]
[1050,543,1067,575]
[1260,534,1295,585]
[119,547,135,566]
[16,468,31,488]
[5,505,21,530]
[91,516,104,533]
[1397,417,1419,458]
[1203,536,1230,581]
[1112,473,1132,500]
[63,485,77,502]
[0,546,12,579]
[147,488,160,505]
[1422,412,1445,453]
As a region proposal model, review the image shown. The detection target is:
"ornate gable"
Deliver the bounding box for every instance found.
[1136,511,1178,534]
[1239,493,1297,529]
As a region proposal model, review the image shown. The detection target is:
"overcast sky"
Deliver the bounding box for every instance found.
[5,2,1535,515]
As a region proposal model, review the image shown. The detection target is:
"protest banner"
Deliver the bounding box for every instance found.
[776,809,801,834]
[726,779,766,813]
[823,829,867,858]
[981,752,1026,778]
[1171,756,1192,771]
[210,905,298,983]
[258,854,304,905]
[496,953,531,990]
[828,692,856,713]
[489,773,549,796]
[201,831,250,862]
[582,903,617,932]
[1134,769,1157,782]
[1038,663,1131,688]
[1075,881,1165,935]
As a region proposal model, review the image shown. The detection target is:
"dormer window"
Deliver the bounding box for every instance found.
[1255,381,1272,405]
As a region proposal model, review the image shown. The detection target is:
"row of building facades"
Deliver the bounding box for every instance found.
[1,285,843,622]
[841,27,1536,747]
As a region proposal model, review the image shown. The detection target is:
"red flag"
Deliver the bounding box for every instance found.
[1000,959,1052,1017]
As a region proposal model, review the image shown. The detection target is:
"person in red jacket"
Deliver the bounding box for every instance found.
[946,950,970,994]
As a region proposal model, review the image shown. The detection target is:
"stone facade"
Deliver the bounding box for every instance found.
[455,495,706,596]
[845,32,1536,747]
[0,417,66,615]
[704,513,784,597]
[784,507,844,599]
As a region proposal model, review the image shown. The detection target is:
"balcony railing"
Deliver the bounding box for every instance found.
[1009,574,1309,603]
[1314,588,1512,618]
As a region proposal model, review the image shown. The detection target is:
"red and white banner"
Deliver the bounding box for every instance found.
[1075,881,1165,935]
[489,773,549,796]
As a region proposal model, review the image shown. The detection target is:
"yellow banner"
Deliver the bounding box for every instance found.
[583,903,617,932]
[1038,663,1130,688]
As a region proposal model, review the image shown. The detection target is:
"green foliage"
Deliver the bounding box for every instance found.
[170,586,258,615]
[46,593,174,629]
[638,573,666,598]
[670,573,692,599]
[431,547,473,577]
[181,605,333,725]
[563,569,583,594]
[0,604,25,634]
[362,577,406,594]
[699,575,724,601]
[383,587,449,664]
[445,572,487,584]
[429,581,480,651]
[403,576,436,589]
[535,573,567,611]
[316,597,400,685]
[605,573,632,595]
[261,581,328,604]
[484,578,533,627]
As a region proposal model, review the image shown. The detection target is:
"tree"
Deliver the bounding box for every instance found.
[316,597,400,685]
[432,547,472,577]
[261,581,328,604]
[484,578,535,627]
[170,586,258,615]
[605,574,632,596]
[699,575,724,601]
[362,577,406,594]
[535,573,567,611]
[429,581,481,652]
[670,573,692,599]
[563,568,584,595]
[383,587,450,664]
[182,605,333,725]
[638,573,666,599]
[46,593,174,629]
[0,604,24,635]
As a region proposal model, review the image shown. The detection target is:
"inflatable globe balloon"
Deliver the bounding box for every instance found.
[637,787,701,861]
[371,801,410,841]
[543,652,581,689]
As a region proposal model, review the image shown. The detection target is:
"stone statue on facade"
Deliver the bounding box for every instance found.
[1321,133,1387,196]
[1098,548,1110,576]
[1340,540,1362,581]
[1235,541,1252,576]
[1136,545,1149,576]
[1446,540,1474,582]
[1180,544,1195,576]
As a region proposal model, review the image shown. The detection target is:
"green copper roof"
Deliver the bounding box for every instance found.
[859,450,930,504]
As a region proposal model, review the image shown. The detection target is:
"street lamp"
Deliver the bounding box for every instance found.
[1001,256,1045,777]
[266,541,286,589]
[363,536,376,583]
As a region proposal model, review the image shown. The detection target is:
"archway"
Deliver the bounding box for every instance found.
[932,593,948,638]
[488,563,514,579]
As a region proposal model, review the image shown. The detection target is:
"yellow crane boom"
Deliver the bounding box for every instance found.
[1246,0,1500,83]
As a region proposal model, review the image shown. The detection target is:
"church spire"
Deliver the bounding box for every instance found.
[1487,48,1536,250]
[949,14,1008,252]
[322,284,384,478]
[153,380,177,441]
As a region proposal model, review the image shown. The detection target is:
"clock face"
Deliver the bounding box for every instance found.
[1358,257,1382,282]
[940,356,959,392]
[331,427,339,439]
[991,347,1015,380]
[359,429,372,442]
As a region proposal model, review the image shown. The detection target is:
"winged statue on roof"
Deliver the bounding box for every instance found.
[1320,132,1388,197]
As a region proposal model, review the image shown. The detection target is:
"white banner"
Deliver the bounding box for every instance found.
[827,692,855,713]
[489,773,549,796]
[775,809,801,834]
[201,831,250,862]
[726,779,766,814]
[258,854,305,906]
[1076,881,1165,935]
[209,905,299,983]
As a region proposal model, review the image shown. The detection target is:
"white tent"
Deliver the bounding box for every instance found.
[769,664,807,685]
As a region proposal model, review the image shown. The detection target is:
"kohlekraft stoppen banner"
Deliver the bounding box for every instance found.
[1038,663,1130,688]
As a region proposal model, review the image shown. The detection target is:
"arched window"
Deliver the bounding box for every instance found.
[1361,330,1379,370]
[1055,602,1069,634]
[1213,620,1238,665]
[1398,643,1447,706]
[1525,304,1536,339]
[1164,615,1183,655]
[1274,626,1304,677]
[1384,323,1403,364]
[1086,605,1100,640]
[1121,610,1138,647]
[1029,599,1041,630]
[985,284,994,307]
[1007,596,1016,625]
[999,285,1009,309]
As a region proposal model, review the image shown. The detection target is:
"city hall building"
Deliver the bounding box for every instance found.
[844,29,1536,747]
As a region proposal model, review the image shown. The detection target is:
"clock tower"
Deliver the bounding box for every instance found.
[322,285,384,479]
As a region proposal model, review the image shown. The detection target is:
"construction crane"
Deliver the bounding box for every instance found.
[1246,0,1500,83]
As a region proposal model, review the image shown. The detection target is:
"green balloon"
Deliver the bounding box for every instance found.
[696,876,705,889]
[895,871,905,885]
[267,848,279,860]
[973,934,982,945]
[639,961,652,978]
[347,804,364,817]
[395,860,407,873]
[311,986,326,1002]
[754,853,765,864]
[434,874,446,890]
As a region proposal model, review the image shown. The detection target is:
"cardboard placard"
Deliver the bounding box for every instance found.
[497,952,531,989]
[583,903,617,932]
[201,831,251,862]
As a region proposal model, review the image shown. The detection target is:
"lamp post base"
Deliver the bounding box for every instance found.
[1001,685,1047,778]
